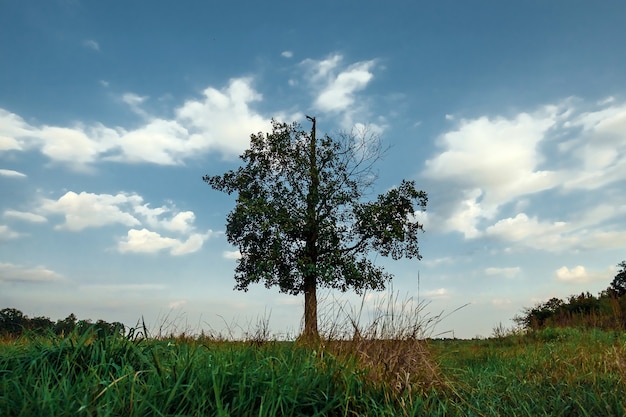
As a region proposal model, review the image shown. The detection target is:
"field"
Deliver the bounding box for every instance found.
[1,326,625,416]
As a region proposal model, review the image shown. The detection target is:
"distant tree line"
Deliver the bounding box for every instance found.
[0,308,125,338]
[515,261,626,331]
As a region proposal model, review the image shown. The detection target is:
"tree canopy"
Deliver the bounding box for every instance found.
[204,118,427,339]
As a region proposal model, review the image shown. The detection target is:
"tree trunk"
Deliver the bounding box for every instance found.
[303,273,319,341]
[302,115,320,342]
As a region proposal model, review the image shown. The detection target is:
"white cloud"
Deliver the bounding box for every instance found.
[0,109,34,152]
[118,228,181,254]
[298,54,378,127]
[223,250,242,260]
[281,51,293,58]
[554,265,614,284]
[175,77,271,156]
[83,39,100,51]
[422,288,449,298]
[38,125,103,168]
[485,267,520,278]
[0,262,65,283]
[3,210,47,223]
[117,228,213,256]
[133,204,197,234]
[0,77,272,167]
[0,169,26,178]
[421,99,626,256]
[122,93,149,117]
[40,191,141,231]
[486,213,568,243]
[314,60,375,113]
[0,56,380,168]
[80,283,167,292]
[424,108,560,207]
[561,103,626,190]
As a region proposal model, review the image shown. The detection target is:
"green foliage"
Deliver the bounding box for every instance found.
[204,119,427,295]
[204,119,427,338]
[515,261,626,331]
[609,260,626,298]
[0,309,125,339]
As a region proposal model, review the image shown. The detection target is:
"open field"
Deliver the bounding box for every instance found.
[1,326,625,416]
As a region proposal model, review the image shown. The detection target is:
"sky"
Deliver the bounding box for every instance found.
[1,1,626,339]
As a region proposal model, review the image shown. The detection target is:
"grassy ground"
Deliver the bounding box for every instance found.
[1,327,625,416]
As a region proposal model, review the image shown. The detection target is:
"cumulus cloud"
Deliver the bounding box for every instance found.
[117,228,213,256]
[281,51,293,58]
[486,213,568,243]
[0,55,381,168]
[424,107,561,209]
[0,262,65,283]
[16,189,214,256]
[40,191,141,231]
[0,78,272,168]
[555,265,614,284]
[0,169,26,178]
[421,98,626,254]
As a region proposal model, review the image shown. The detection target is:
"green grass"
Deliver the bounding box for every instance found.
[430,327,626,416]
[1,327,625,416]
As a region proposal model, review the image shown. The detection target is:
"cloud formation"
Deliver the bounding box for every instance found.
[300,54,378,128]
[3,210,47,223]
[0,78,272,169]
[3,190,215,256]
[0,263,65,283]
[422,99,626,253]
[82,39,100,51]
[40,191,141,231]
[555,265,614,284]
[117,228,212,256]
[0,169,26,178]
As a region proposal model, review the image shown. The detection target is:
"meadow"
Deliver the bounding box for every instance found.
[1,325,625,416]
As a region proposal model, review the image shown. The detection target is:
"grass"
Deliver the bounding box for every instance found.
[431,327,626,416]
[1,327,625,416]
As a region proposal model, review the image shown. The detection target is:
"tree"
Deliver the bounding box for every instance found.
[609,261,626,298]
[204,118,428,340]
[0,308,26,336]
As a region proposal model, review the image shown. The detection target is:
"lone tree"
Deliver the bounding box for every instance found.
[204,117,427,340]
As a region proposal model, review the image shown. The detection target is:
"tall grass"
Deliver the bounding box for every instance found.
[1,328,403,416]
[1,305,625,416]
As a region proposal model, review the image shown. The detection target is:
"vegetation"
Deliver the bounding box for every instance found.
[3,266,625,415]
[515,261,626,331]
[1,321,624,416]
[204,118,427,340]
[0,308,124,338]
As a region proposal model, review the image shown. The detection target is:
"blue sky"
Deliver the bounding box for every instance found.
[1,1,625,338]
